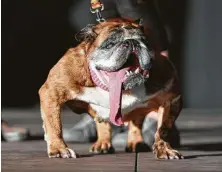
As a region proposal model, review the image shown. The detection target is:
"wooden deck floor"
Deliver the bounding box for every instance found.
[2,141,222,172]
[1,108,222,172]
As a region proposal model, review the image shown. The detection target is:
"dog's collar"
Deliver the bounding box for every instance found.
[89,62,109,91]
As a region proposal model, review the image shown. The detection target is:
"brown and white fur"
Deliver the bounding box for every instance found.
[39,18,183,159]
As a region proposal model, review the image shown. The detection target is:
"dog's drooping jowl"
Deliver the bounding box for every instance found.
[39,18,183,159]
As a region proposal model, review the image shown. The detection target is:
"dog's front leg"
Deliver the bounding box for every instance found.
[89,118,114,154]
[39,86,77,158]
[152,99,183,159]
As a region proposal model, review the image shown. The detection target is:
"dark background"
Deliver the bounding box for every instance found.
[2,0,222,108]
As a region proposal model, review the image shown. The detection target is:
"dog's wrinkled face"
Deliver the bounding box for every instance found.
[76,19,155,126]
[76,20,154,90]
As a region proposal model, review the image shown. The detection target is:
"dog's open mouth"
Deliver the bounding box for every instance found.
[90,53,149,90]
[89,53,149,126]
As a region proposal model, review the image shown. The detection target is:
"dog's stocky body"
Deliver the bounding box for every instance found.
[39,19,183,159]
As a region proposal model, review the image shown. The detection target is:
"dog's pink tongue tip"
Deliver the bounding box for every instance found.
[109,70,126,126]
[111,118,124,126]
[111,108,124,126]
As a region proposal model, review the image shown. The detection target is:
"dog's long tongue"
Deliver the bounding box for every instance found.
[108,68,127,126]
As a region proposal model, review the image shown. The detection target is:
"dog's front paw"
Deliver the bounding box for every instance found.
[125,141,150,153]
[48,147,77,158]
[152,140,183,159]
[125,127,149,152]
[89,140,115,154]
[48,143,77,158]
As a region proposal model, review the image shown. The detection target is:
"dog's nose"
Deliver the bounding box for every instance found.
[124,39,131,45]
[124,39,139,51]
[122,39,132,48]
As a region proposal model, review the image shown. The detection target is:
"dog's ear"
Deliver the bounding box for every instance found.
[134,18,143,26]
[75,24,98,42]
[134,18,144,32]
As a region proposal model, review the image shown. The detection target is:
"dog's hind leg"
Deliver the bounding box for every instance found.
[39,85,77,158]
[152,96,183,159]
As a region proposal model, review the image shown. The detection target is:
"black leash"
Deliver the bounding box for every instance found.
[90,0,106,23]
[134,151,138,172]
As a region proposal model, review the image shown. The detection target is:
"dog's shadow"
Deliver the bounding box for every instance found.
[78,154,94,158]
[131,142,222,160]
[180,142,222,159]
[22,133,222,160]
[78,152,222,159]
[184,153,222,159]
[180,143,222,151]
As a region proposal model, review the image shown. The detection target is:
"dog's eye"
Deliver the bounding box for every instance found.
[106,42,115,49]
[100,41,116,49]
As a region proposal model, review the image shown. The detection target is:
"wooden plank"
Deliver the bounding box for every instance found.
[1,142,135,172]
[137,151,222,172]
[2,141,222,172]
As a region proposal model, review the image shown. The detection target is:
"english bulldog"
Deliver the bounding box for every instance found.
[39,18,183,159]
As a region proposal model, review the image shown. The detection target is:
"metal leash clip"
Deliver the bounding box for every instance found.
[90,0,106,23]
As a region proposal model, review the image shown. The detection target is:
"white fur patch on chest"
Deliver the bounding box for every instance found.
[71,84,159,119]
